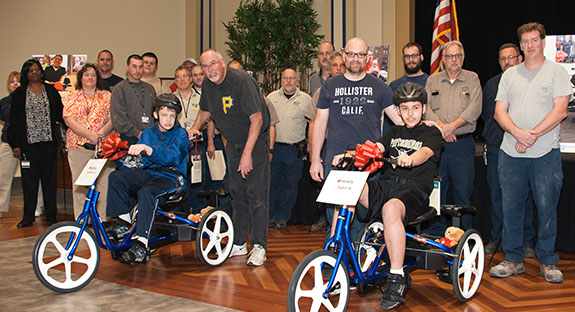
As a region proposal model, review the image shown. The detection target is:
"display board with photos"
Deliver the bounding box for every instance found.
[544,35,575,153]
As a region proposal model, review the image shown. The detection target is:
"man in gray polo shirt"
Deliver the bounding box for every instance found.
[267,68,312,229]
[110,54,156,145]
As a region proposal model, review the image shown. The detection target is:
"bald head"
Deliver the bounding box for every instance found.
[228,60,243,70]
[343,37,368,76]
[281,68,298,95]
[318,42,335,70]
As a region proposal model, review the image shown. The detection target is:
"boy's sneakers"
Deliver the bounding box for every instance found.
[490,261,525,277]
[229,243,248,257]
[107,220,131,241]
[540,264,563,283]
[120,241,149,265]
[380,271,411,310]
[35,206,43,217]
[247,244,266,266]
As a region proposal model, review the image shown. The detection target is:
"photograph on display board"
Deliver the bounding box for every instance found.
[365,45,390,83]
[544,35,575,152]
[72,55,87,72]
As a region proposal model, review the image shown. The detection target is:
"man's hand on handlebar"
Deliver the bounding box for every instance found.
[187,127,202,140]
[128,144,152,156]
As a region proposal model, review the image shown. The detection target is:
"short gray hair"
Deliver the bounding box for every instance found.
[444,40,465,57]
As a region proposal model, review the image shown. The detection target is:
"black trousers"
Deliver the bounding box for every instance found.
[20,141,58,223]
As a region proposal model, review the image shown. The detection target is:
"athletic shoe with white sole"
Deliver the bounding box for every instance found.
[247,244,266,266]
[229,243,248,257]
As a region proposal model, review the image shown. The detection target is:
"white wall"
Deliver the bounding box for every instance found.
[0,0,186,98]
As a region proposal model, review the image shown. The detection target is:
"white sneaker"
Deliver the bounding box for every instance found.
[35,207,43,217]
[229,243,248,257]
[247,244,266,266]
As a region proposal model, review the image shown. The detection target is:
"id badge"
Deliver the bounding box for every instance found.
[142,116,150,124]
[21,160,30,169]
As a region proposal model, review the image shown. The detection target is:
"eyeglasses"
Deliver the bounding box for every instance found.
[200,58,222,70]
[175,74,191,79]
[344,51,368,59]
[499,55,520,62]
[403,53,421,60]
[282,76,297,81]
[444,53,463,60]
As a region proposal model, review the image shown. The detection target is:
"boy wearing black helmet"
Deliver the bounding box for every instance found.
[106,93,190,265]
[346,82,442,309]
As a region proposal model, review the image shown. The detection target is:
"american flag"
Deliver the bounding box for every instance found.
[430,0,459,74]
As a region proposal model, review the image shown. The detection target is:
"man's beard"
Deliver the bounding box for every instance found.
[404,61,422,75]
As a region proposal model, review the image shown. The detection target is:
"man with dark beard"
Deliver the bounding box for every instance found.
[389,42,429,91]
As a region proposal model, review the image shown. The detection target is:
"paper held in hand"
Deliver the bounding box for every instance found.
[74,159,108,186]
[316,170,370,206]
[206,150,226,181]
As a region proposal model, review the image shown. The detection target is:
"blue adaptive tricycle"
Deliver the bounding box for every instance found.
[287,156,484,311]
[32,149,234,293]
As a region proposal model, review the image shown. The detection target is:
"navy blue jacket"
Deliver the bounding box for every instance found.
[138,122,190,185]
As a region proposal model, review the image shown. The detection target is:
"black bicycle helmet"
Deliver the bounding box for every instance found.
[153,93,182,114]
[392,81,427,106]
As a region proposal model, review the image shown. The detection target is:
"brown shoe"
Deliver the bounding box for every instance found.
[310,220,328,232]
[489,261,525,278]
[540,264,563,283]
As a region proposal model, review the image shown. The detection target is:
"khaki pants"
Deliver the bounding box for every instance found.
[0,142,18,212]
[68,148,115,221]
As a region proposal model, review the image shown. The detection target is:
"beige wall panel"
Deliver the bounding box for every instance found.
[0,0,186,98]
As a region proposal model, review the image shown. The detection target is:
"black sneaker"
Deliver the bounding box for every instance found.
[119,241,149,265]
[380,271,411,310]
[107,220,131,241]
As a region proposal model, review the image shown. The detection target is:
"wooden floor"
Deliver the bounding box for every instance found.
[2,205,575,311]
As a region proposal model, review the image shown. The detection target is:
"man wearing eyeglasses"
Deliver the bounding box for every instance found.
[267,68,312,229]
[390,42,429,92]
[481,43,536,258]
[190,49,270,266]
[423,40,482,235]
[310,37,403,241]
[309,42,335,95]
[490,22,570,284]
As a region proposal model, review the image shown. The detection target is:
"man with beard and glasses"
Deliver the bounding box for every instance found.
[390,42,429,91]
[310,37,403,242]
[387,42,429,134]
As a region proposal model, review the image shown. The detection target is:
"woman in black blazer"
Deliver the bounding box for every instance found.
[7,59,64,228]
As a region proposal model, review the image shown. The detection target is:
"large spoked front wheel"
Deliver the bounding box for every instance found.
[196,209,234,267]
[32,221,100,293]
[287,250,350,312]
[451,229,484,302]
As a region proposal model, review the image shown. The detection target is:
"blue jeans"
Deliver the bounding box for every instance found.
[486,145,535,246]
[107,170,175,240]
[426,136,475,235]
[499,149,562,264]
[269,144,304,222]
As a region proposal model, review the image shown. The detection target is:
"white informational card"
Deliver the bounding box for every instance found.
[206,150,227,181]
[316,170,370,206]
[74,159,108,186]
